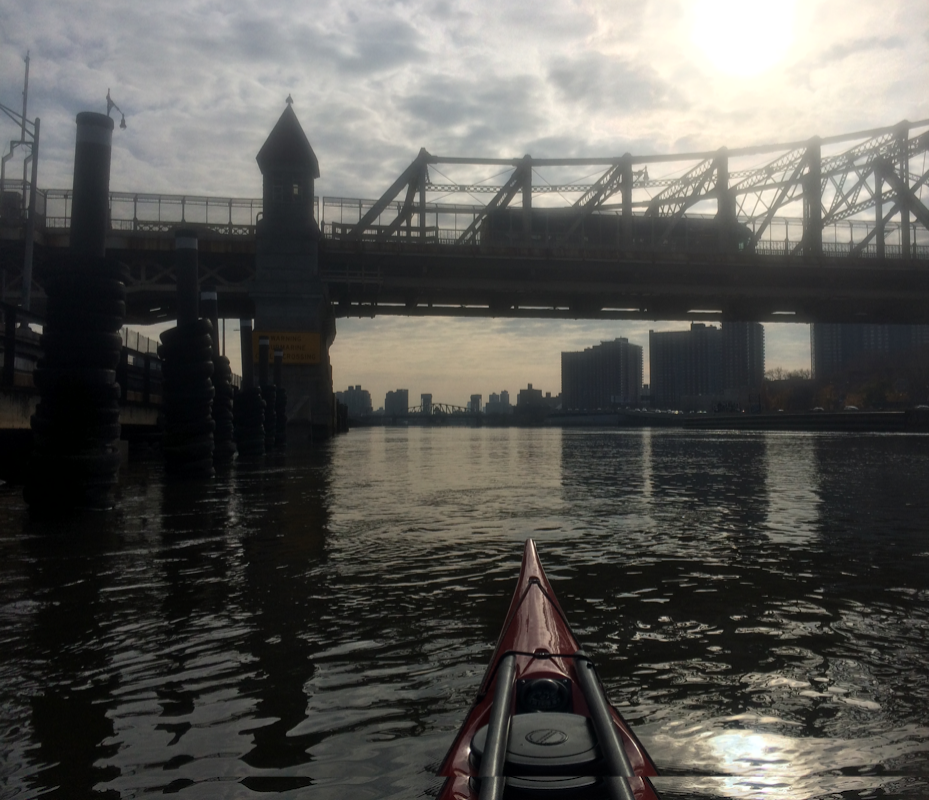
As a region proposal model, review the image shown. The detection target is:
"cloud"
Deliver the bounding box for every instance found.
[813,35,906,67]
[396,73,548,156]
[548,52,682,115]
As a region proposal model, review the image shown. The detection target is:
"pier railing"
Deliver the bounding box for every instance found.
[1,307,240,405]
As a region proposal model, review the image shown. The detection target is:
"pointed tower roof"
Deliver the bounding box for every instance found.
[256,101,320,178]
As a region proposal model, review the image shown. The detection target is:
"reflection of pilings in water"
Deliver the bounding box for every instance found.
[25,112,125,512]
[235,445,331,776]
[21,520,120,793]
[200,289,236,463]
[158,230,215,479]
[158,477,235,622]
[234,319,265,457]
[152,475,240,762]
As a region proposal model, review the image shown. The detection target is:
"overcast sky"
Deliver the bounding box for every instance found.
[3,0,928,406]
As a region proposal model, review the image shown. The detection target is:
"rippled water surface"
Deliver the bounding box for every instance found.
[1,427,929,799]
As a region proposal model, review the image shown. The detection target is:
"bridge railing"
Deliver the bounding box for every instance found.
[2,309,240,404]
[7,183,927,261]
[1,303,43,389]
[753,240,929,260]
[33,189,278,237]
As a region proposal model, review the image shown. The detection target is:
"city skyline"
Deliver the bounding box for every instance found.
[206,316,811,411]
[3,1,925,404]
[336,322,761,411]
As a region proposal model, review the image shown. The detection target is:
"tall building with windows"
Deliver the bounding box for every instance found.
[486,391,513,415]
[722,322,765,394]
[335,385,373,417]
[561,338,643,410]
[811,324,929,379]
[384,388,409,416]
[649,324,721,409]
[649,322,766,409]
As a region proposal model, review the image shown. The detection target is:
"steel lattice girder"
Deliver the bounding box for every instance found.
[364,120,929,248]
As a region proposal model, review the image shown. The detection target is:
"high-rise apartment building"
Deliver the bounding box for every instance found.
[384,388,409,416]
[335,385,373,417]
[722,322,765,393]
[649,322,764,409]
[486,391,513,415]
[561,338,643,410]
[649,324,721,409]
[811,324,929,379]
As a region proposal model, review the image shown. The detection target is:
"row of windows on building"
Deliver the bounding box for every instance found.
[561,322,765,411]
[810,324,929,379]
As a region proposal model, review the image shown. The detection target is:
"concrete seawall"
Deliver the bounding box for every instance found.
[682,410,929,432]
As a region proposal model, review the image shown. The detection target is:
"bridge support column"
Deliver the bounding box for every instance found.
[714,148,737,252]
[621,154,633,249]
[250,283,336,440]
[803,137,823,257]
[896,122,911,259]
[875,168,885,259]
[252,99,336,440]
[522,156,533,247]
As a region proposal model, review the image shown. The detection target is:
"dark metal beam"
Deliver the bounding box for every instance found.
[802,138,823,257]
[455,156,532,245]
[345,148,429,240]
[879,159,929,232]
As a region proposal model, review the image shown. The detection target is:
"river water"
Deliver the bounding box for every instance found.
[1,426,928,799]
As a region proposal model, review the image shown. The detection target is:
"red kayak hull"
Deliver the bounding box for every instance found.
[437,540,659,799]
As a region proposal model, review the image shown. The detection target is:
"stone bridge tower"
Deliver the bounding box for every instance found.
[252,99,336,439]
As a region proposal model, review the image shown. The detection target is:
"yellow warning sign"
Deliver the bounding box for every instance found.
[252,331,321,365]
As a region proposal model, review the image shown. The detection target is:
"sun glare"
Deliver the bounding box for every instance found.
[691,0,796,78]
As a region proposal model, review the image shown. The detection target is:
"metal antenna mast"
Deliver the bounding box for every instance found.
[0,52,40,310]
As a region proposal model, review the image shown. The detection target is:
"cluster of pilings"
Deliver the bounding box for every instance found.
[201,290,236,463]
[232,320,267,457]
[230,322,290,457]
[158,231,215,478]
[24,113,125,512]
[160,256,294,471]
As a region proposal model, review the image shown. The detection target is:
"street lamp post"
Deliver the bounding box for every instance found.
[0,53,40,311]
[106,89,127,130]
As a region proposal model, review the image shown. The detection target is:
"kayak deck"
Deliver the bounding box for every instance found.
[437,540,660,800]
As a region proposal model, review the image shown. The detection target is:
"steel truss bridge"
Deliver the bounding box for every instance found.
[407,403,471,415]
[2,119,929,324]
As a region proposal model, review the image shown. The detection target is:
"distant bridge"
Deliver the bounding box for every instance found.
[2,118,929,325]
[407,402,472,415]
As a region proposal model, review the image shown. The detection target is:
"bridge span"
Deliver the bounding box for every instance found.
[2,117,929,326]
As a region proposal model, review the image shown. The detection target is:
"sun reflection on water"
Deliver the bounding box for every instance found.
[647,716,929,799]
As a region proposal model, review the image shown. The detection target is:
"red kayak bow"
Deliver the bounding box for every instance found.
[437,540,660,800]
